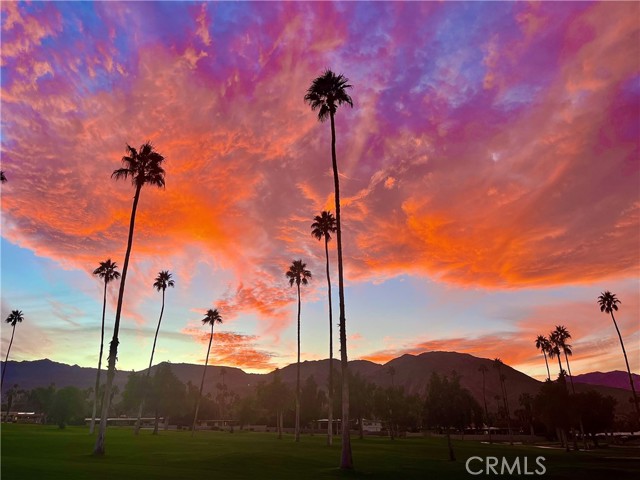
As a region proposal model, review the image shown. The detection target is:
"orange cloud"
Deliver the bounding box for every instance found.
[182,327,276,371]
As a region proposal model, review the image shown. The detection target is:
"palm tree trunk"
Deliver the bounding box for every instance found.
[564,352,575,394]
[192,324,214,436]
[153,405,159,435]
[135,288,166,435]
[501,378,513,445]
[295,282,301,443]
[324,236,334,447]
[556,355,563,378]
[543,351,550,381]
[1,324,16,390]
[330,111,353,469]
[93,183,142,455]
[90,280,108,434]
[447,430,455,461]
[481,371,491,444]
[610,311,640,421]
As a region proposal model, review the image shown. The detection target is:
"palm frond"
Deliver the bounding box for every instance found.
[286,259,312,287]
[304,69,353,122]
[5,310,24,326]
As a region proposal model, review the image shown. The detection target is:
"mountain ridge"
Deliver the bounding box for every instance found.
[2,353,636,415]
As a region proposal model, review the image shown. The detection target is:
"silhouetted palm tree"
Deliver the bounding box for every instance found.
[305,69,354,469]
[286,259,312,443]
[598,291,639,420]
[192,308,223,436]
[1,310,24,389]
[493,358,513,444]
[387,366,396,388]
[535,335,552,381]
[89,259,121,434]
[552,326,575,393]
[547,331,565,378]
[1,171,7,183]
[311,211,337,446]
[94,142,166,455]
[478,364,492,443]
[135,270,175,435]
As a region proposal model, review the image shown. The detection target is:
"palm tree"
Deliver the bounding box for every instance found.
[552,326,575,393]
[1,171,7,183]
[478,364,492,444]
[535,335,552,381]
[311,211,337,446]
[286,259,312,443]
[89,259,121,434]
[94,142,166,455]
[598,291,639,420]
[192,308,223,436]
[547,331,565,379]
[1,310,24,389]
[305,69,354,469]
[493,358,513,444]
[134,270,175,435]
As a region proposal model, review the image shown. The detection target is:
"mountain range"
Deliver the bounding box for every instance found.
[1,352,637,415]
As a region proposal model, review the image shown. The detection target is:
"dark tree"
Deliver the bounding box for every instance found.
[574,390,616,448]
[149,363,186,434]
[424,372,482,461]
[51,386,86,429]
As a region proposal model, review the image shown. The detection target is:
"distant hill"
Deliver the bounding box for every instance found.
[2,353,636,416]
[573,371,640,391]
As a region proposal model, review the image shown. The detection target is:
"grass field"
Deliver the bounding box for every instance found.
[2,424,639,479]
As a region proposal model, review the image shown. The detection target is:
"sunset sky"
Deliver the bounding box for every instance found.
[1,1,638,379]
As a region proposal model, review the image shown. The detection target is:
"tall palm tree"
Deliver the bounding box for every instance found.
[478,364,492,443]
[191,308,223,436]
[305,69,354,469]
[598,291,639,420]
[552,326,575,393]
[311,211,337,446]
[286,259,312,443]
[89,259,121,434]
[134,270,175,435]
[535,335,552,381]
[1,310,24,389]
[493,358,513,444]
[1,171,7,183]
[94,142,166,455]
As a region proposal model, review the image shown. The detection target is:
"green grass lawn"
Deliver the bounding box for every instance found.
[2,424,639,479]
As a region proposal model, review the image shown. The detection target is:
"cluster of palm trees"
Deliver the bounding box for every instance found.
[534,326,574,390]
[534,291,639,421]
[83,69,356,469]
